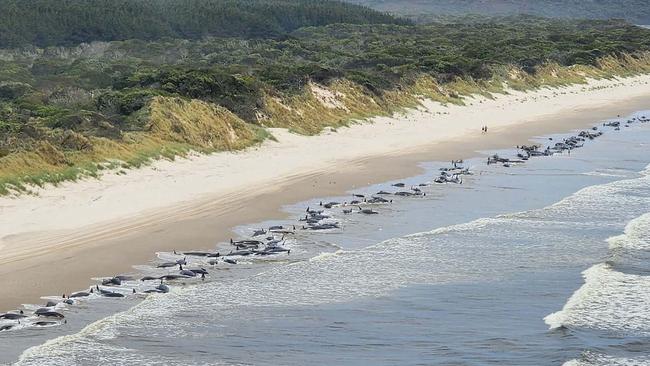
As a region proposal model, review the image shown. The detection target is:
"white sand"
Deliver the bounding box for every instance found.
[2,75,650,256]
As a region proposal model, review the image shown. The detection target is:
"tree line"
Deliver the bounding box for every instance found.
[0,0,407,48]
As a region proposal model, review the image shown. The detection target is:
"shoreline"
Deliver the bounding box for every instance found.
[2,75,650,311]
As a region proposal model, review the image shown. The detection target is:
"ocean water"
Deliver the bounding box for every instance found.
[2,112,650,365]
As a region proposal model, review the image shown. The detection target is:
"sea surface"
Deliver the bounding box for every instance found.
[1,111,650,365]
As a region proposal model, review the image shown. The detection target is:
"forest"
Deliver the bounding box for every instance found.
[0,0,406,48]
[2,17,648,130]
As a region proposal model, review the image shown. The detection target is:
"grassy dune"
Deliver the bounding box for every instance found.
[0,97,268,195]
[2,52,650,195]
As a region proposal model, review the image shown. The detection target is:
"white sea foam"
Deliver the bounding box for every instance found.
[582,169,631,178]
[545,261,650,335]
[607,213,650,251]
[544,165,650,337]
[564,352,650,366]
[308,249,347,262]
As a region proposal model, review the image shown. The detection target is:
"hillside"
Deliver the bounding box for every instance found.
[2,14,650,194]
[344,0,650,24]
[0,0,407,48]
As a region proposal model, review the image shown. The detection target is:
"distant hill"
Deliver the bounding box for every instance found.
[344,0,650,24]
[0,0,407,48]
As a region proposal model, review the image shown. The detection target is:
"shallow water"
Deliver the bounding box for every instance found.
[2,112,650,365]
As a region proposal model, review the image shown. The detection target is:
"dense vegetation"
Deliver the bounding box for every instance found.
[2,12,650,194]
[345,0,650,24]
[0,0,406,48]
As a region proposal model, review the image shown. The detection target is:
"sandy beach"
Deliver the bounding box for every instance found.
[2,75,650,311]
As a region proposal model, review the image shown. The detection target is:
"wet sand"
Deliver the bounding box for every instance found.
[1,77,650,311]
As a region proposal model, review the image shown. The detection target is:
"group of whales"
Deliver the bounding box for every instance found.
[0,158,471,332]
[1,116,645,332]
[487,115,648,167]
